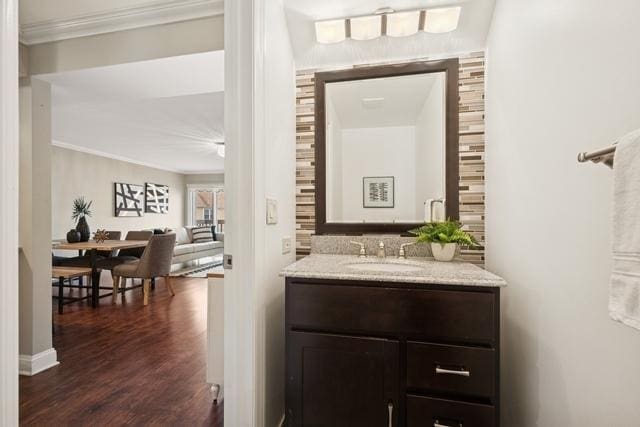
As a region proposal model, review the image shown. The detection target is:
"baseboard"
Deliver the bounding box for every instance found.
[19,348,59,376]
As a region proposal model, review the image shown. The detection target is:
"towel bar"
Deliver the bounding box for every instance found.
[577,143,616,168]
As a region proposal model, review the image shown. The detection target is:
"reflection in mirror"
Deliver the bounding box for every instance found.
[325,72,446,224]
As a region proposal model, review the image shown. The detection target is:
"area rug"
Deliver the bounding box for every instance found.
[173,260,224,278]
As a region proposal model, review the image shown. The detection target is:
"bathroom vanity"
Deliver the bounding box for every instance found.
[284,57,505,426]
[282,254,505,427]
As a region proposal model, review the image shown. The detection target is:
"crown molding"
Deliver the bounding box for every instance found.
[20,0,224,45]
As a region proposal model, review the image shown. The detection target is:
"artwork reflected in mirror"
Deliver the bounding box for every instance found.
[325,71,446,224]
[363,176,394,208]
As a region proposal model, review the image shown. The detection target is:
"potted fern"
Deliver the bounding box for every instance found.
[410,220,477,262]
[72,197,93,242]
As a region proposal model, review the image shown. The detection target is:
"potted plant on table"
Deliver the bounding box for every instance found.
[72,196,93,242]
[409,220,478,262]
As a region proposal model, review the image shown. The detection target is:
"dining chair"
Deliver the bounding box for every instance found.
[95,230,153,269]
[112,233,177,305]
[95,230,153,291]
[116,230,154,258]
[57,230,122,268]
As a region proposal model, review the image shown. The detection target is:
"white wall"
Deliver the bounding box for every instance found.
[51,146,186,239]
[415,78,445,220]
[339,126,416,222]
[223,0,296,425]
[258,0,297,424]
[1,1,20,419]
[486,0,640,425]
[325,98,342,221]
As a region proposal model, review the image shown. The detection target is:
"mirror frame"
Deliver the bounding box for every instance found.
[314,58,459,235]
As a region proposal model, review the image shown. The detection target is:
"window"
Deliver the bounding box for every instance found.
[188,186,224,232]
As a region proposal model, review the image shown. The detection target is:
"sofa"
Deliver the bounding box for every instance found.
[171,226,224,266]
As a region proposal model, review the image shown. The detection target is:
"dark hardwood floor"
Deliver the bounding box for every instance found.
[20,275,223,426]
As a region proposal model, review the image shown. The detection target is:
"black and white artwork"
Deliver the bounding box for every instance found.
[363,176,395,208]
[114,183,144,217]
[145,183,169,214]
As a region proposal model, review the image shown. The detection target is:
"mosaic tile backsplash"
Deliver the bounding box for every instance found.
[296,52,486,266]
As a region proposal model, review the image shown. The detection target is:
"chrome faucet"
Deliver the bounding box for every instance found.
[350,241,366,258]
[398,242,416,259]
[377,241,386,259]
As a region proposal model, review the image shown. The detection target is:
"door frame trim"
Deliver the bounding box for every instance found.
[0,0,21,424]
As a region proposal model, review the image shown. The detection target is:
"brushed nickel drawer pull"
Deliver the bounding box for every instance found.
[387,401,393,427]
[435,365,470,377]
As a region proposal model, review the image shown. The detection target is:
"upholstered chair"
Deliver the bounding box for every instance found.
[96,230,153,271]
[114,230,154,259]
[112,233,177,306]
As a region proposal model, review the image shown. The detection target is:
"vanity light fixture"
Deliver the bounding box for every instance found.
[315,18,346,44]
[386,10,421,37]
[424,7,461,33]
[349,14,382,41]
[315,6,461,44]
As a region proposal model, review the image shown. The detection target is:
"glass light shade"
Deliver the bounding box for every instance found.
[217,145,225,158]
[386,10,420,37]
[350,15,382,41]
[424,7,461,33]
[315,19,346,44]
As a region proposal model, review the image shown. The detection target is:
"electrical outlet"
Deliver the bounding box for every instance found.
[282,236,292,254]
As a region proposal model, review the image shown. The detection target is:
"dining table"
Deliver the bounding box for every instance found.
[53,240,149,307]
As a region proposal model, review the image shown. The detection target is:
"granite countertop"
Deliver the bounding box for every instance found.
[281,254,507,288]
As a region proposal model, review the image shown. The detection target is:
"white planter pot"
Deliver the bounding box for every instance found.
[430,242,458,262]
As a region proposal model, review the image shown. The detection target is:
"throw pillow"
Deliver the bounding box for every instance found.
[192,226,214,243]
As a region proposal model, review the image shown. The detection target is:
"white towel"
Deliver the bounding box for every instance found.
[609,129,640,329]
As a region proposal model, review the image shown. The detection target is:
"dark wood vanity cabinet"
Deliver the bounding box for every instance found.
[285,278,501,427]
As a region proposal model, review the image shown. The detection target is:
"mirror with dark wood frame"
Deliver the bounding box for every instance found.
[315,58,459,235]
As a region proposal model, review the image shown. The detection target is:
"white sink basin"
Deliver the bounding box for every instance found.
[345,261,425,273]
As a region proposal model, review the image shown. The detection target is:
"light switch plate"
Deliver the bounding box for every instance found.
[266,198,278,224]
[282,236,292,254]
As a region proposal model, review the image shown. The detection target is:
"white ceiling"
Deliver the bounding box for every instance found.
[328,73,443,129]
[283,0,496,69]
[38,50,225,174]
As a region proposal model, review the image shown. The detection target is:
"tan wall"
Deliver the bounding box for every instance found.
[19,43,29,78]
[19,78,53,356]
[29,15,224,75]
[52,146,186,240]
[185,173,224,186]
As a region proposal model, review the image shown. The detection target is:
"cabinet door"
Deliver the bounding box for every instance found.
[286,331,399,427]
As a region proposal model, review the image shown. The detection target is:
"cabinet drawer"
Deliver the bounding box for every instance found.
[407,395,495,427]
[287,282,496,344]
[407,342,495,399]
